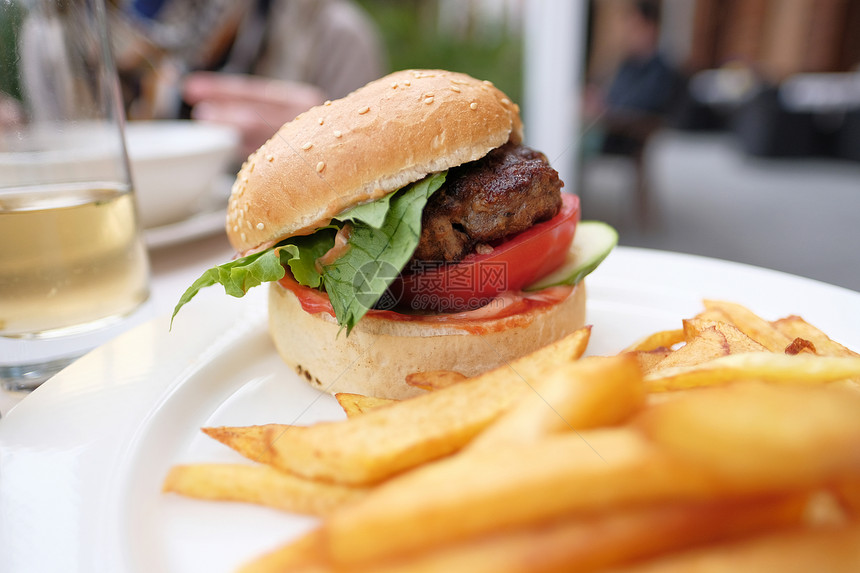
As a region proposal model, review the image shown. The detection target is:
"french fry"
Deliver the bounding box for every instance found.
[238,530,324,573]
[632,317,766,379]
[623,329,685,352]
[702,300,793,352]
[605,523,860,573]
[321,429,739,565]
[383,495,806,573]
[264,382,514,486]
[202,424,283,465]
[626,348,672,375]
[411,497,804,573]
[648,326,729,372]
[162,463,368,516]
[335,393,397,417]
[773,315,860,386]
[635,383,860,489]
[802,489,849,527]
[470,354,644,449]
[644,352,860,392]
[535,323,591,361]
[832,477,860,518]
[772,315,859,357]
[261,495,806,573]
[265,327,594,485]
[404,370,468,391]
[691,306,731,323]
[681,318,768,354]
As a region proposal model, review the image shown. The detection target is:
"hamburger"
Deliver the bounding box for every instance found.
[173,69,616,399]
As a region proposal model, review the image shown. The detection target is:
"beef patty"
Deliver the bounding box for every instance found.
[410,142,563,263]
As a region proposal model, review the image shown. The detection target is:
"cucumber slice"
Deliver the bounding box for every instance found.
[524,220,618,291]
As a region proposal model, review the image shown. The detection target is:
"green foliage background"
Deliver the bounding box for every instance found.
[356,0,523,105]
[0,2,25,101]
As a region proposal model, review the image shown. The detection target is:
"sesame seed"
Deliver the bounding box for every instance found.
[318,118,324,125]
[470,102,478,110]
[265,154,274,162]
[424,96,434,104]
[333,130,342,138]
[501,98,511,105]
[301,142,313,150]
[324,100,332,106]
[451,79,467,85]
[232,225,238,232]
[483,80,494,86]
[404,80,411,86]
[391,82,398,89]
[241,232,247,241]
[358,106,370,114]
[450,86,461,93]
[316,161,326,172]
[256,222,264,230]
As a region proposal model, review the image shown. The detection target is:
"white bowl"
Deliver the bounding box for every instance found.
[125,121,239,228]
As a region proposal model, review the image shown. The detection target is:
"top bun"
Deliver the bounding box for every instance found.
[225,69,523,253]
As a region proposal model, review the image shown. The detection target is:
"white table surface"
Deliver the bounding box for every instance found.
[0,231,236,417]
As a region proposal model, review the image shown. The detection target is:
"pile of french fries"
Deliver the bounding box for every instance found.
[164,300,860,572]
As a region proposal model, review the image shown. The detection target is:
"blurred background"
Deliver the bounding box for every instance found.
[355,0,860,292]
[4,0,857,291]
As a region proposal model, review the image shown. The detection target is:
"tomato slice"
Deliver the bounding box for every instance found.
[390,193,580,312]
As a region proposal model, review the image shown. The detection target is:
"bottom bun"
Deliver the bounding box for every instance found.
[268,282,587,400]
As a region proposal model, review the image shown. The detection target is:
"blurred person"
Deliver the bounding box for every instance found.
[583,0,681,156]
[110,0,387,156]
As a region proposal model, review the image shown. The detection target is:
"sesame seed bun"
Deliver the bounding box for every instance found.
[226,69,523,253]
[268,281,586,400]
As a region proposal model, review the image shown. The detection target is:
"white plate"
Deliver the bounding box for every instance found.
[2,247,859,573]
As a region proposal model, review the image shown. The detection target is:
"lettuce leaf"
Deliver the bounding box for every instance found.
[171,248,285,321]
[336,190,396,228]
[281,228,337,287]
[170,173,445,332]
[170,230,335,328]
[325,171,446,332]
